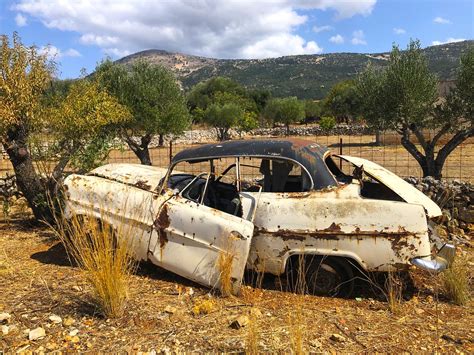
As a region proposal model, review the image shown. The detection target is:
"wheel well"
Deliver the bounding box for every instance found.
[285,254,363,274]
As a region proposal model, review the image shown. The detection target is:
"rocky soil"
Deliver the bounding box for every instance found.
[0,216,473,353]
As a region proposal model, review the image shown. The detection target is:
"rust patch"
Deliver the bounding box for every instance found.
[154,204,170,249]
[324,222,341,232]
[135,180,152,191]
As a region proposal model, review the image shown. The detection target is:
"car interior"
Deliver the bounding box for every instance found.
[166,157,312,216]
[325,155,404,202]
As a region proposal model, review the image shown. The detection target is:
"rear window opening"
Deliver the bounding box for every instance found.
[326,155,404,202]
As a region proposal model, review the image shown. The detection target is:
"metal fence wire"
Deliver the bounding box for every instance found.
[1,131,473,183]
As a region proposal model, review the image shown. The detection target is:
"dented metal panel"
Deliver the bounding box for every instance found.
[148,195,254,294]
[64,173,164,261]
[242,183,431,273]
[338,155,442,218]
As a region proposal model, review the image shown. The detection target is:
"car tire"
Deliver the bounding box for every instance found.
[290,256,355,297]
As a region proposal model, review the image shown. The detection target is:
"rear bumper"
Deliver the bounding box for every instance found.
[410,243,456,272]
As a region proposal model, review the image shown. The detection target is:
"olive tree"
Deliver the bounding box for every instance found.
[357,40,473,178]
[189,77,258,140]
[0,33,130,221]
[264,97,305,135]
[97,60,190,165]
[323,80,360,123]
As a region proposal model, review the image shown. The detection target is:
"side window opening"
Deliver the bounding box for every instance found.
[240,157,311,192]
[168,159,243,217]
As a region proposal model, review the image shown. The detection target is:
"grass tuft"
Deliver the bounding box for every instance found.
[385,270,403,314]
[51,210,137,318]
[245,314,260,355]
[288,304,305,354]
[441,256,471,306]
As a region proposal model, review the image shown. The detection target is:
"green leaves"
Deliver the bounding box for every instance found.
[0,33,54,136]
[96,59,191,137]
[264,97,305,127]
[357,40,438,130]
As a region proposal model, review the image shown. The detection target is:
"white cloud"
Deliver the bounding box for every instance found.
[15,13,27,27]
[432,38,466,45]
[433,16,451,24]
[14,0,377,59]
[313,25,333,33]
[351,30,367,45]
[38,45,81,59]
[329,34,344,44]
[393,27,406,35]
[63,48,82,57]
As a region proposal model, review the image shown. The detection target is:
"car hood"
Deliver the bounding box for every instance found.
[337,155,442,218]
[88,163,168,191]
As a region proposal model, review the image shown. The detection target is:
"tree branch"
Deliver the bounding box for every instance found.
[432,123,451,146]
[435,127,474,169]
[400,128,426,167]
[409,123,428,152]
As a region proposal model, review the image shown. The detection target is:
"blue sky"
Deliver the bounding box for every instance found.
[1,0,472,79]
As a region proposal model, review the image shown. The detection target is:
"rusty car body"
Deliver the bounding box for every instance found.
[64,139,455,296]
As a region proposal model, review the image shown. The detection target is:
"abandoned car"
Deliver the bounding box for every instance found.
[64,139,455,296]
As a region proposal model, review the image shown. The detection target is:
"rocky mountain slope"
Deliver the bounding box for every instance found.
[117,40,473,99]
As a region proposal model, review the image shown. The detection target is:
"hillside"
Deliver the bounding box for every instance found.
[117,40,473,99]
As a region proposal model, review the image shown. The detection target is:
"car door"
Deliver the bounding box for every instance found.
[148,191,254,295]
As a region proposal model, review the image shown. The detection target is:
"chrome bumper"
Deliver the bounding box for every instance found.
[410,243,456,272]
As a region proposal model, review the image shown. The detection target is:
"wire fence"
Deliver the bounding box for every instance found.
[1,131,473,183]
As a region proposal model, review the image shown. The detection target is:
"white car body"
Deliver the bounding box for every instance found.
[63,139,454,295]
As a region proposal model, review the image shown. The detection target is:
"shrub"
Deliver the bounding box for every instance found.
[319,116,337,132]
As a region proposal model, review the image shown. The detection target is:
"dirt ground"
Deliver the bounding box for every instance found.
[1,210,473,353]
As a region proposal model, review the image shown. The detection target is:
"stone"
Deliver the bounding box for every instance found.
[1,325,9,335]
[459,208,474,223]
[29,327,46,341]
[164,306,177,314]
[0,312,11,323]
[49,315,62,324]
[69,328,79,336]
[310,339,323,348]
[63,317,75,327]
[249,308,262,318]
[230,315,250,329]
[330,333,346,342]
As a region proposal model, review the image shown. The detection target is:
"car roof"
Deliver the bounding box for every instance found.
[171,139,337,190]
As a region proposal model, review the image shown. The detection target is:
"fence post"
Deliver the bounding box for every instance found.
[169,140,173,163]
[339,138,343,170]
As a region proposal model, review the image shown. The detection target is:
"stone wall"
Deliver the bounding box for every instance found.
[147,124,373,147]
[405,176,473,246]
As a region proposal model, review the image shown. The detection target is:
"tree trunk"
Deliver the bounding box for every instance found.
[286,124,290,136]
[375,130,381,146]
[3,129,52,221]
[125,134,153,166]
[136,147,152,166]
[158,134,164,147]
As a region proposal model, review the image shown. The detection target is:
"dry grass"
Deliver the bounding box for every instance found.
[245,314,260,354]
[216,235,240,296]
[50,211,138,318]
[441,256,472,306]
[385,271,403,314]
[288,304,305,354]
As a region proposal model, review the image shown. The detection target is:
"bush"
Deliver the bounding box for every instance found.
[319,116,336,131]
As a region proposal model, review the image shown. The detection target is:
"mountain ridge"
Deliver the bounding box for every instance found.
[117,40,473,99]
